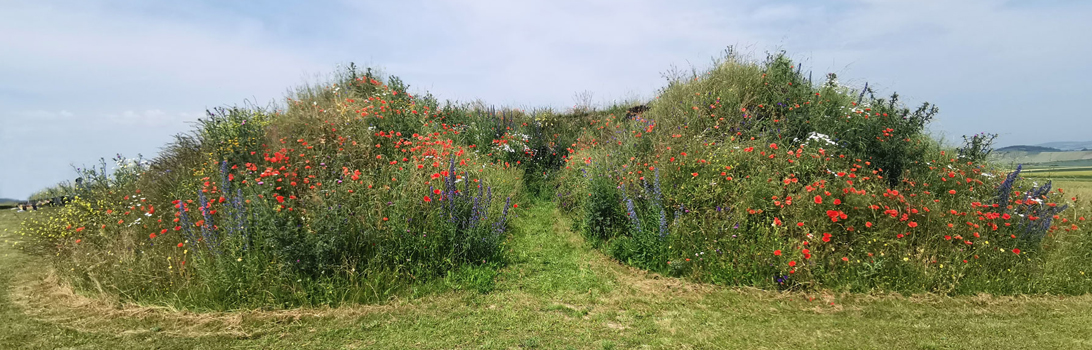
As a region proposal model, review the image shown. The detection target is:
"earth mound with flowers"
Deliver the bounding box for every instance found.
[19,67,529,308]
[556,52,1089,295]
[16,53,1092,310]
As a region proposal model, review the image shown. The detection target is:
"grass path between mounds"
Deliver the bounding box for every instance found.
[2,202,1091,349]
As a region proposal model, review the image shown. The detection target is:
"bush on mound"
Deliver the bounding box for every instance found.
[557,51,1091,295]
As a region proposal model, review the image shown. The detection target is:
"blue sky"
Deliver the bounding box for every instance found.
[2,0,1090,200]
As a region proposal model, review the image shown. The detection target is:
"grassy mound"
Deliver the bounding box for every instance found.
[557,51,1091,295]
[17,67,532,309]
[15,51,1092,311]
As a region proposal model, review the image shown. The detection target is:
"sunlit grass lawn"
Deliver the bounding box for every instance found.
[2,201,1092,349]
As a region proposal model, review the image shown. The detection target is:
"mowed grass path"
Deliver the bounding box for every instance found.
[2,203,1092,349]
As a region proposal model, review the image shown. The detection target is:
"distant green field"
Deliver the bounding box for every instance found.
[1032,159,1092,167]
[995,159,1092,169]
[1021,166,1092,180]
[992,150,1092,165]
[992,150,1092,172]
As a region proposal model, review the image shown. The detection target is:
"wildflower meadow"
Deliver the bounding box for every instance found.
[14,52,1091,313]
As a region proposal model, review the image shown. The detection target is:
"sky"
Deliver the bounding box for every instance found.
[2,0,1090,200]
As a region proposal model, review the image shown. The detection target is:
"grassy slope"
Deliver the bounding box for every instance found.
[3,203,1092,349]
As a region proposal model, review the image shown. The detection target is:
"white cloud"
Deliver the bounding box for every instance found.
[752,4,803,22]
[0,1,332,199]
[103,110,203,127]
[0,1,325,110]
[343,0,758,108]
[1,0,1091,199]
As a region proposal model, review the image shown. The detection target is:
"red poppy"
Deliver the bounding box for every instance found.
[1012,248,1021,254]
[774,250,782,256]
[826,210,847,222]
[423,195,432,203]
[788,261,797,267]
[908,222,918,228]
[814,195,822,204]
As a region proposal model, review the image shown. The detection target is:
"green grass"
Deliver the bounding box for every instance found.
[4,201,1092,349]
[1052,180,1092,204]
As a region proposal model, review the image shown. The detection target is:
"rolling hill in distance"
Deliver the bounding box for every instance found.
[993,140,1092,168]
[1035,140,1092,151]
